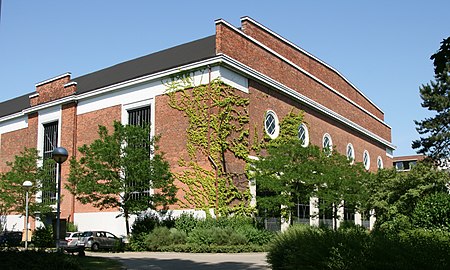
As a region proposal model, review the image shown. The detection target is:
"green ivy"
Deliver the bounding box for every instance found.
[165,71,252,216]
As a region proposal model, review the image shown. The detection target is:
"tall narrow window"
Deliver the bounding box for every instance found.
[363,150,370,170]
[377,156,383,170]
[42,121,58,204]
[298,123,309,147]
[322,133,332,156]
[264,110,279,139]
[346,143,355,164]
[127,106,151,200]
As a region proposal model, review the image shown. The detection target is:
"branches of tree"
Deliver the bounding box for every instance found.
[67,121,177,235]
[413,36,450,165]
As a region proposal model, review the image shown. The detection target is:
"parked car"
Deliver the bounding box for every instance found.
[64,231,85,256]
[78,231,123,251]
[0,231,22,247]
[65,232,82,247]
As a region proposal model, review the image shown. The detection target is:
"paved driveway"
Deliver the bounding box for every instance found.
[87,251,270,270]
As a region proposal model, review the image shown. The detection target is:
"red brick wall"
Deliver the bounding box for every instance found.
[248,80,391,171]
[71,105,121,213]
[216,21,391,143]
[0,113,38,172]
[31,74,75,106]
[241,18,384,121]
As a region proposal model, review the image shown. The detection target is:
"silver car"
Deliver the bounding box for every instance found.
[78,231,123,251]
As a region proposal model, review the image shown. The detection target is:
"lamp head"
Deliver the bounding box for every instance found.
[52,147,68,164]
[22,180,33,190]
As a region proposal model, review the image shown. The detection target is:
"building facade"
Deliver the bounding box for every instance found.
[0,17,394,236]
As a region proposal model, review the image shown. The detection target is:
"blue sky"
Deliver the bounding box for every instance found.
[0,1,449,156]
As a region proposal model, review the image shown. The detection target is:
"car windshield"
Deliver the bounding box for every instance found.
[81,232,93,237]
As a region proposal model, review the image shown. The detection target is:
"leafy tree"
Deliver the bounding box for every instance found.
[67,121,177,235]
[413,37,450,165]
[367,161,449,232]
[251,111,370,228]
[0,148,56,225]
[411,192,450,231]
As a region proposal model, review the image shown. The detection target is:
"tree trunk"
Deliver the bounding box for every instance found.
[124,208,130,236]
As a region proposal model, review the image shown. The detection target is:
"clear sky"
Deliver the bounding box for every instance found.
[0,1,449,156]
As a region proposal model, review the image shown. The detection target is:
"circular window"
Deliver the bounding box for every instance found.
[377,156,383,169]
[363,150,370,170]
[298,123,309,147]
[322,133,332,155]
[346,143,355,164]
[264,110,279,139]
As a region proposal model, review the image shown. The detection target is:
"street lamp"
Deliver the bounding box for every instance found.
[22,180,33,250]
[52,147,68,251]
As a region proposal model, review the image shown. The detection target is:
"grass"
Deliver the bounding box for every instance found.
[78,256,123,270]
[0,249,123,270]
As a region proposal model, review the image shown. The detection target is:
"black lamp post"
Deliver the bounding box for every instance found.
[52,147,68,251]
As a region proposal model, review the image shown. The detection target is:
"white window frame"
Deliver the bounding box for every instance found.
[346,143,355,164]
[264,110,279,139]
[322,133,333,155]
[377,156,383,169]
[298,123,309,147]
[363,150,370,170]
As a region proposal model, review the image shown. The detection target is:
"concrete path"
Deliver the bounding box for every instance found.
[87,251,270,270]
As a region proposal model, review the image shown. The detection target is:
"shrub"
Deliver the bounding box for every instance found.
[236,225,273,245]
[145,226,172,251]
[174,213,198,233]
[0,250,80,270]
[32,225,54,248]
[169,228,187,245]
[267,225,450,270]
[411,192,450,230]
[131,213,161,236]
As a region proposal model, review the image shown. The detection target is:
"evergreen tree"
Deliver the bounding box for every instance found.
[67,121,177,235]
[413,37,450,165]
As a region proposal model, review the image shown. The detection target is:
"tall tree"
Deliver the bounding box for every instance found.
[67,121,177,236]
[251,111,370,227]
[0,148,56,229]
[366,161,449,232]
[413,37,450,165]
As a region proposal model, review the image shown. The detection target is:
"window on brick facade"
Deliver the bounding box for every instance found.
[363,150,370,170]
[346,143,355,164]
[377,156,383,170]
[127,106,151,200]
[42,121,58,204]
[298,123,309,147]
[322,133,332,156]
[264,110,279,139]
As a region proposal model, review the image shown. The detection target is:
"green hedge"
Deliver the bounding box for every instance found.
[0,250,80,270]
[267,225,450,270]
[129,214,274,252]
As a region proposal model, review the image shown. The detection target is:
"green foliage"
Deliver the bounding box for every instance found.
[252,111,371,221]
[267,225,450,270]
[67,121,177,235]
[0,250,80,270]
[367,161,449,231]
[0,148,56,218]
[165,75,252,216]
[145,226,173,250]
[130,215,273,252]
[174,212,198,233]
[131,213,162,236]
[32,225,54,248]
[66,222,78,232]
[413,36,450,164]
[411,192,450,230]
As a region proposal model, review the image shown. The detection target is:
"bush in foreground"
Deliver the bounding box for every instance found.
[0,250,80,270]
[267,225,450,270]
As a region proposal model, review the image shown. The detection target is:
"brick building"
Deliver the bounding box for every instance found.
[0,17,394,235]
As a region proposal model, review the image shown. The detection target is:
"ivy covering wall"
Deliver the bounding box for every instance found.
[165,71,252,216]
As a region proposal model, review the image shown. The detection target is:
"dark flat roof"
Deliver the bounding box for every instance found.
[73,35,216,94]
[0,93,32,118]
[0,35,216,119]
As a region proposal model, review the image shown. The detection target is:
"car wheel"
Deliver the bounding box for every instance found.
[91,243,100,251]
